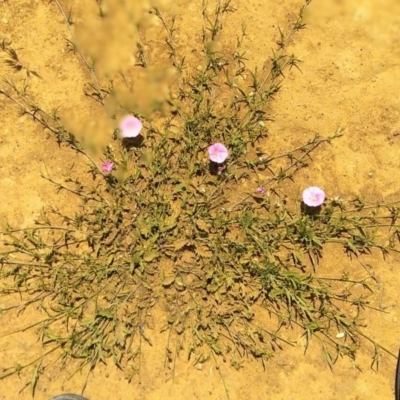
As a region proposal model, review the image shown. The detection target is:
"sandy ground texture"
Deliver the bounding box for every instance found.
[0,0,400,399]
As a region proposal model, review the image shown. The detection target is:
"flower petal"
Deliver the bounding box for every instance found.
[119,115,143,138]
[208,143,228,163]
[302,186,326,207]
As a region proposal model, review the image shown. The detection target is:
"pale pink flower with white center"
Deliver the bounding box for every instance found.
[101,160,114,173]
[208,143,228,163]
[119,115,143,138]
[256,186,266,195]
[302,186,326,207]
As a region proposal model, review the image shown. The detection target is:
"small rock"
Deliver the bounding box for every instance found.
[44,128,52,139]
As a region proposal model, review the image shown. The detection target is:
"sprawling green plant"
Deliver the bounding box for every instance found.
[0,0,398,396]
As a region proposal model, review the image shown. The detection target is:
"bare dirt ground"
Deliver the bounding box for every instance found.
[0,0,399,399]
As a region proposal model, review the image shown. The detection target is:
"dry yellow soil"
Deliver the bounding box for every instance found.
[0,0,399,399]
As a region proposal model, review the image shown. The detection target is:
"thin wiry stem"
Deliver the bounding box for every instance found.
[0,87,99,169]
[52,0,104,105]
[257,0,312,95]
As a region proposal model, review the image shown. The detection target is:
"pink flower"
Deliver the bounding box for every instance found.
[101,160,114,173]
[119,115,143,138]
[217,165,225,175]
[208,143,228,163]
[256,186,266,195]
[302,186,326,207]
